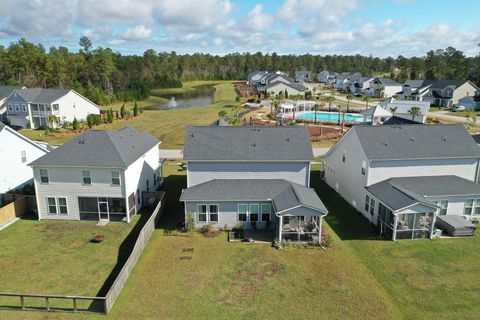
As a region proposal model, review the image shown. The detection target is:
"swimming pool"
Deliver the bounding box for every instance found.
[295,111,365,122]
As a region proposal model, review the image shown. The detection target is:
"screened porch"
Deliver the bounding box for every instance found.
[278,215,323,243]
[78,197,128,222]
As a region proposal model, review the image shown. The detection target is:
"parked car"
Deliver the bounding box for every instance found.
[452,106,466,112]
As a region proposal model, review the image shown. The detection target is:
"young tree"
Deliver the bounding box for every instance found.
[389,106,398,116]
[133,101,139,117]
[408,107,421,121]
[79,36,92,55]
[107,108,114,124]
[47,114,58,129]
[313,103,321,124]
[346,94,353,113]
[218,110,227,118]
[120,104,126,118]
[363,96,370,110]
[72,117,79,130]
[285,89,289,99]
[86,114,94,129]
[325,96,335,111]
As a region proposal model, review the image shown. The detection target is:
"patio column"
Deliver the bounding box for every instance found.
[429,211,438,239]
[318,216,323,245]
[278,215,283,242]
[126,198,131,223]
[392,214,398,241]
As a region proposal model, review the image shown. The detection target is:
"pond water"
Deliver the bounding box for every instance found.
[145,84,215,110]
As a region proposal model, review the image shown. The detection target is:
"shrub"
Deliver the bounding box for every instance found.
[86,114,94,129]
[120,104,126,118]
[107,108,114,124]
[133,101,139,117]
[72,117,79,130]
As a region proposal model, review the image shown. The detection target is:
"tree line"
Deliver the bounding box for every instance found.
[1,37,479,105]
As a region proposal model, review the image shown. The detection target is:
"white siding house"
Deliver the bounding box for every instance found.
[323,124,480,240]
[5,88,100,129]
[30,127,161,223]
[0,122,48,193]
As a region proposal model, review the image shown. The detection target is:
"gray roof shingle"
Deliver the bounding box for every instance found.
[11,88,75,104]
[183,126,313,161]
[0,86,22,100]
[353,124,480,160]
[30,126,160,167]
[180,179,328,214]
[366,175,480,211]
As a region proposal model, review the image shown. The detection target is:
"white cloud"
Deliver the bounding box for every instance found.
[246,4,274,32]
[120,25,152,40]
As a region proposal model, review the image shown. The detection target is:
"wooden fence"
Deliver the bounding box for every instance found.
[0,196,27,227]
[104,191,165,313]
[0,191,165,314]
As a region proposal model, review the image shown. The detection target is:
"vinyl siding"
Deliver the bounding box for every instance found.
[33,167,125,221]
[324,130,369,212]
[187,161,309,187]
[367,158,479,186]
[184,201,277,229]
[54,91,100,123]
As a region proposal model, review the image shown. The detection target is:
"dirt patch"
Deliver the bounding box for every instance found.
[219,261,280,310]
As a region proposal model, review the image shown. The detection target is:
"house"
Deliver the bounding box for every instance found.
[362,105,392,125]
[378,98,431,123]
[398,80,479,108]
[265,81,306,96]
[458,96,480,110]
[366,78,402,98]
[295,71,312,82]
[180,126,328,243]
[334,72,353,90]
[5,88,100,129]
[0,122,49,193]
[381,116,422,125]
[349,77,374,94]
[317,71,331,83]
[323,124,480,240]
[29,127,161,223]
[247,71,268,84]
[0,86,24,120]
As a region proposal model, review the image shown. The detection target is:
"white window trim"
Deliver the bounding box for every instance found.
[238,203,248,222]
[249,204,260,222]
[111,170,121,186]
[20,150,27,163]
[46,196,68,215]
[197,204,208,223]
[39,169,49,184]
[464,199,474,216]
[82,169,92,185]
[46,197,57,215]
[57,197,68,215]
[208,204,219,224]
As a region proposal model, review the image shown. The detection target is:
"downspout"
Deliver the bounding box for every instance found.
[392,214,398,241]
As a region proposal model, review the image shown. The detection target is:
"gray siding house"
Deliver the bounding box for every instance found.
[180,126,328,243]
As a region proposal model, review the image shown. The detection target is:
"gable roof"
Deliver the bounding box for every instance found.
[183,126,313,161]
[0,122,49,153]
[30,126,160,168]
[352,124,480,160]
[378,98,430,115]
[11,88,71,104]
[180,179,328,215]
[382,116,422,125]
[266,81,306,92]
[377,78,401,86]
[362,105,392,117]
[366,175,480,211]
[0,86,23,100]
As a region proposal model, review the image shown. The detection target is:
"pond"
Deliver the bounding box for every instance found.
[145,84,215,110]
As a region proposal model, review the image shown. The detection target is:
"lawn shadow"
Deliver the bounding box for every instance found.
[156,174,187,231]
[310,170,387,242]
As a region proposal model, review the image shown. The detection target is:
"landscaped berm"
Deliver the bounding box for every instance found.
[0,161,479,320]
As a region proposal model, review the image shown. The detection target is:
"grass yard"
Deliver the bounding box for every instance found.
[0,213,142,312]
[1,161,480,319]
[19,81,243,148]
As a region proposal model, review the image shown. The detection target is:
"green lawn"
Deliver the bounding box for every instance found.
[1,162,480,319]
[0,213,143,312]
[19,81,243,148]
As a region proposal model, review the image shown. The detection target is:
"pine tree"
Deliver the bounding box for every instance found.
[133,101,139,117]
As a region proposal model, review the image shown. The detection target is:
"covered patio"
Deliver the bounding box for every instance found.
[78,196,130,222]
[278,215,323,243]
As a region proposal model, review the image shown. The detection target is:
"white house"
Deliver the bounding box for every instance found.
[30,127,161,223]
[366,78,402,98]
[0,122,49,193]
[180,126,328,244]
[323,124,480,240]
[378,98,431,123]
[5,88,100,129]
[349,77,374,94]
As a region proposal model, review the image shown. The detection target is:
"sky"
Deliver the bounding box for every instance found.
[0,0,479,57]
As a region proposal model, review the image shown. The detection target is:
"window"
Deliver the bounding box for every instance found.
[365,195,370,212]
[146,179,149,192]
[249,204,259,222]
[20,150,26,163]
[365,195,375,215]
[82,170,91,185]
[14,104,19,112]
[238,204,248,221]
[209,204,218,223]
[261,204,271,222]
[7,104,12,111]
[111,171,120,185]
[437,200,448,215]
[475,200,480,215]
[370,198,375,215]
[58,198,68,214]
[40,169,49,183]
[52,104,59,111]
[464,199,474,215]
[198,204,207,222]
[137,189,140,205]
[47,197,57,214]
[153,174,157,186]
[361,160,366,175]
[22,104,26,112]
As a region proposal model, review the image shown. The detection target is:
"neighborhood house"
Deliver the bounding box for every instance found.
[180,126,328,243]
[323,124,480,240]
[5,88,100,129]
[30,127,161,223]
